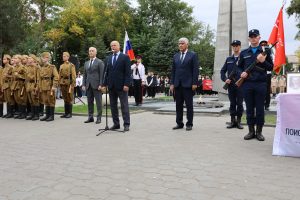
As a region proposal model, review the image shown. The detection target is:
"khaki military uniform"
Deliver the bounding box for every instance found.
[59,61,76,104]
[278,76,286,93]
[0,66,4,103]
[2,64,14,104]
[0,66,4,116]
[26,64,40,106]
[271,77,278,94]
[11,64,27,106]
[40,63,59,107]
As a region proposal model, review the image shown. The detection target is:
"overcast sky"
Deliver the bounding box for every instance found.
[182,0,299,55]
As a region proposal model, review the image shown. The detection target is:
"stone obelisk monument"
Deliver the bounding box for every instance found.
[212,0,248,100]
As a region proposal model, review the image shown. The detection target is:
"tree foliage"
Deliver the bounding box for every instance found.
[287,0,300,38]
[2,0,215,76]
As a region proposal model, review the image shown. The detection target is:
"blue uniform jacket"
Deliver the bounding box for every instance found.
[220,55,239,84]
[171,50,199,88]
[237,46,273,82]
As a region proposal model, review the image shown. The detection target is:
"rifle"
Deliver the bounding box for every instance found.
[223,66,237,90]
[235,42,277,88]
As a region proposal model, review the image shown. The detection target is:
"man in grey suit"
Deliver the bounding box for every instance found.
[102,41,131,132]
[82,47,105,124]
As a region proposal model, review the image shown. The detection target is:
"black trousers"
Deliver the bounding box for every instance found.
[175,86,194,127]
[109,88,130,127]
[243,82,266,126]
[133,79,142,104]
[228,85,244,117]
[265,74,271,108]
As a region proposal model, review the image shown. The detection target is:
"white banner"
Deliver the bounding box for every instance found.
[273,93,300,157]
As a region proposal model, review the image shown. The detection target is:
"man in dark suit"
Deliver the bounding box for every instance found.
[103,41,131,132]
[82,47,105,124]
[170,37,199,131]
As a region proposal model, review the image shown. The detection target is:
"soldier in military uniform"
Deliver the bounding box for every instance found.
[220,40,244,129]
[0,59,4,117]
[11,55,27,119]
[39,52,59,122]
[238,29,273,141]
[25,54,40,120]
[59,52,76,118]
[1,55,15,118]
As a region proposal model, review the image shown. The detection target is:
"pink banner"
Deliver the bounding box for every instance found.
[273,93,300,157]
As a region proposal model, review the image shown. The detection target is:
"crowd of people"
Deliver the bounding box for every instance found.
[1,30,294,137]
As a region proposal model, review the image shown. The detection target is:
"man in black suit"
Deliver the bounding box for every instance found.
[103,41,131,132]
[82,47,105,124]
[170,37,199,131]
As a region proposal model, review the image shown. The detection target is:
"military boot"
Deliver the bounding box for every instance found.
[244,125,256,140]
[46,107,55,122]
[256,125,265,141]
[26,106,34,120]
[32,106,40,121]
[65,104,72,118]
[40,106,50,121]
[39,104,44,117]
[227,116,236,128]
[60,103,68,118]
[236,116,244,129]
[18,105,27,119]
[5,105,14,118]
[0,104,3,117]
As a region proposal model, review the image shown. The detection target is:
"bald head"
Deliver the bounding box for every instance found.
[110,41,120,53]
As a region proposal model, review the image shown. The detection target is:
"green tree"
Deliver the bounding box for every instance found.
[287,0,300,38]
[0,0,32,56]
[190,25,215,76]
[148,22,178,75]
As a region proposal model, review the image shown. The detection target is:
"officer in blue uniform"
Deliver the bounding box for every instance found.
[237,29,273,141]
[220,40,244,129]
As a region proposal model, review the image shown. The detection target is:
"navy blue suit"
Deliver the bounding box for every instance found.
[220,55,244,117]
[237,46,273,126]
[171,50,199,127]
[104,52,131,127]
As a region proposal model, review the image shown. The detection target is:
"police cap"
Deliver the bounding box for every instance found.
[249,29,260,37]
[231,40,241,46]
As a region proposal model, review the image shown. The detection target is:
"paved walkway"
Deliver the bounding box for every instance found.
[0,111,299,200]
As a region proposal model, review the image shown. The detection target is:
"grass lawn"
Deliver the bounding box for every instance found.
[241,114,277,125]
[55,105,141,115]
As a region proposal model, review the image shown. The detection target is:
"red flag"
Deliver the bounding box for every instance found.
[268,7,286,74]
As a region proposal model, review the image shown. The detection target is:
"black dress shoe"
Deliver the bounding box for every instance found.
[186,126,192,131]
[110,124,120,130]
[124,125,129,132]
[84,118,94,123]
[95,118,101,124]
[172,125,184,130]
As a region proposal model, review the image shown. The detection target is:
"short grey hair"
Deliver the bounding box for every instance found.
[178,37,189,44]
[89,47,97,53]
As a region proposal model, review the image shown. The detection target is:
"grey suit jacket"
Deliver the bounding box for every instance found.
[83,57,105,90]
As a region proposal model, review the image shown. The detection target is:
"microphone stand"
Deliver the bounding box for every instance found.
[97,53,124,136]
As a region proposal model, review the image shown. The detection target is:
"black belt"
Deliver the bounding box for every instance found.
[28,80,35,83]
[41,77,51,80]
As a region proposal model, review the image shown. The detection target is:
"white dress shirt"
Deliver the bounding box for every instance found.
[131,63,145,80]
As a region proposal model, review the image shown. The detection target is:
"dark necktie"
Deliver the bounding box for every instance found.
[113,53,117,66]
[135,65,138,75]
[89,59,93,68]
[180,52,185,63]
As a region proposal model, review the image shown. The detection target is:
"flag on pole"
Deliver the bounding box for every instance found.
[268,6,286,74]
[123,31,135,61]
